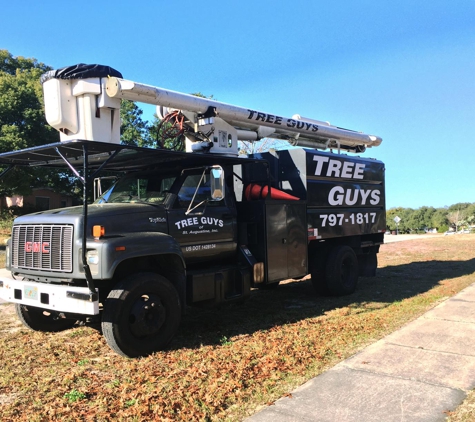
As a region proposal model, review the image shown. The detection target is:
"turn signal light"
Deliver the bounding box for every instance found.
[92,225,105,238]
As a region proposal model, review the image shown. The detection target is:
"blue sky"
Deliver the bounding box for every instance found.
[2,0,474,209]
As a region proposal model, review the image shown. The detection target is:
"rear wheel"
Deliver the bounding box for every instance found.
[101,272,181,358]
[358,252,378,276]
[325,245,359,296]
[15,304,76,332]
[310,249,330,295]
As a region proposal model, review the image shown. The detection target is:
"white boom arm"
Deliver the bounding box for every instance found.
[42,65,382,155]
[105,77,381,154]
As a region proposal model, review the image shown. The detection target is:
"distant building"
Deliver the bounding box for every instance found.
[1,187,75,212]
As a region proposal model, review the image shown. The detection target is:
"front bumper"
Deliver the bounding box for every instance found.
[0,269,99,315]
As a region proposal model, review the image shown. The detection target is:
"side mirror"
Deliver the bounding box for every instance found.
[210,166,225,201]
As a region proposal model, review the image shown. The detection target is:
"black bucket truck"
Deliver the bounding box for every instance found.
[0,65,385,357]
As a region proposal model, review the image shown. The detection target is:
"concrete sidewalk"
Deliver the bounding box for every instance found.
[247,283,475,422]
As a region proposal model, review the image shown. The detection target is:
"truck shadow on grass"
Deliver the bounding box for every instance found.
[170,257,475,350]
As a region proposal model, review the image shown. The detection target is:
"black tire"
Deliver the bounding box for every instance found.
[15,304,76,332]
[101,272,181,358]
[325,245,359,296]
[358,252,378,276]
[310,249,330,295]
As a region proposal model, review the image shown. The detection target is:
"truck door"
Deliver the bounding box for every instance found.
[168,170,236,263]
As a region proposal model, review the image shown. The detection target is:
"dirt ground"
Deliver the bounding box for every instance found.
[1,235,474,421]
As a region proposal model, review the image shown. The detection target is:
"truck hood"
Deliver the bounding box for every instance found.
[13,204,169,236]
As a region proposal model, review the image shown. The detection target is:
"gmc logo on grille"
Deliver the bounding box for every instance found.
[25,241,50,253]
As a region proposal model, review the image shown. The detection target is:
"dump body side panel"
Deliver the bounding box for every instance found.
[305,149,385,239]
[254,149,386,240]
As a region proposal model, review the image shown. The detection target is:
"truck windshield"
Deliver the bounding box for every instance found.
[94,173,177,205]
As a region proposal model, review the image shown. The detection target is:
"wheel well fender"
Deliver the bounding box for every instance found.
[113,253,186,311]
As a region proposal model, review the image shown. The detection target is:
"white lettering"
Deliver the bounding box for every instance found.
[345,189,359,206]
[370,190,380,205]
[327,160,341,177]
[328,186,344,205]
[185,243,217,252]
[341,161,354,178]
[313,156,367,180]
[199,216,224,227]
[359,189,371,205]
[313,156,330,176]
[328,187,381,206]
[178,216,224,231]
[175,216,199,230]
[354,163,365,179]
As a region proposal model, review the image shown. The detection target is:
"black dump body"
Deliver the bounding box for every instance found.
[251,148,386,240]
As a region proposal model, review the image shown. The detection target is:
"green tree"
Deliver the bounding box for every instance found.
[406,206,436,233]
[399,208,415,233]
[238,138,291,155]
[0,50,54,152]
[189,92,214,100]
[386,207,412,232]
[0,52,156,202]
[148,92,216,151]
[431,208,449,232]
[386,207,399,231]
[120,100,153,147]
[465,202,475,226]
[447,209,466,232]
[446,203,475,231]
[467,215,475,229]
[0,50,64,196]
[149,113,185,151]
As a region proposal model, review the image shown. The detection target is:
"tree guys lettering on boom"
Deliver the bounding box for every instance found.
[247,109,319,132]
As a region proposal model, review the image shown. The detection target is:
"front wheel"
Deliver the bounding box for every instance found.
[101,272,181,358]
[15,304,76,332]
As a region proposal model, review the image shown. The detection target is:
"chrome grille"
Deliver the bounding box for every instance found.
[11,225,73,272]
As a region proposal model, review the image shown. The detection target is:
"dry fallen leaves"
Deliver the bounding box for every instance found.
[0,236,474,421]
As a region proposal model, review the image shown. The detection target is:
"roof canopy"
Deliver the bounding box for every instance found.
[0,140,261,173]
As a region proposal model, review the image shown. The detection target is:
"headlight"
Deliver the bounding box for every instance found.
[86,250,99,275]
[86,250,99,265]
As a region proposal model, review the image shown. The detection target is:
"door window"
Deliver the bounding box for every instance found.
[177,173,222,209]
